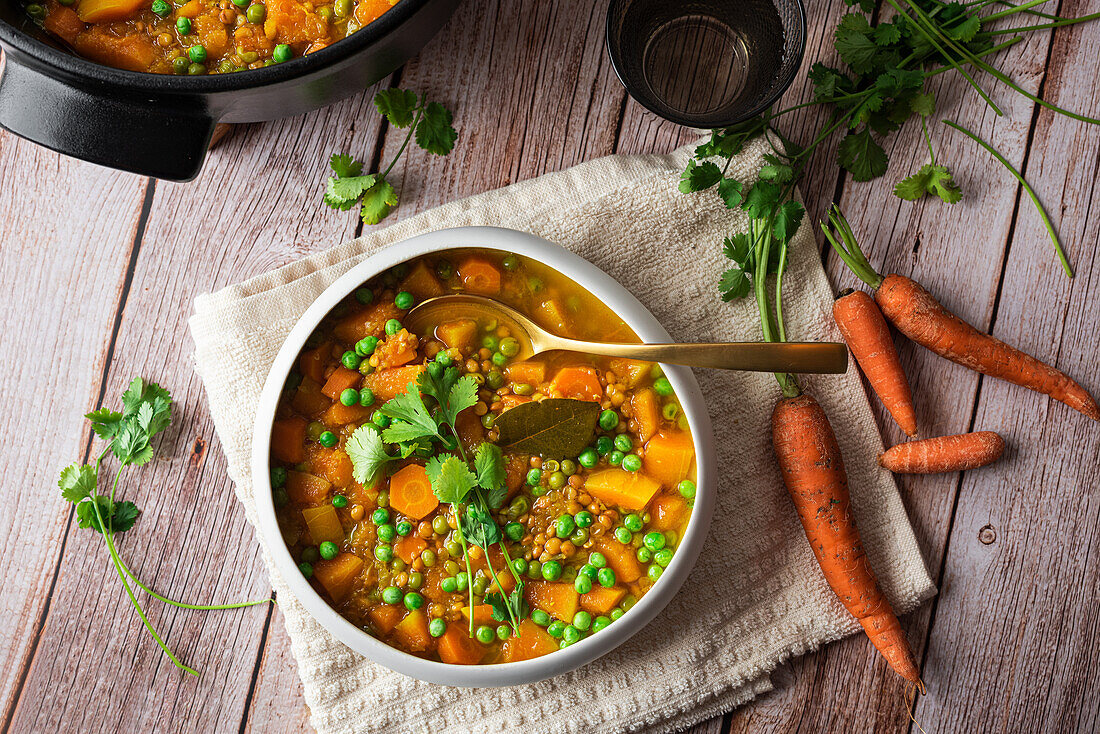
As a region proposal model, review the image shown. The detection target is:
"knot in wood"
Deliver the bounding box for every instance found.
[978,524,996,545]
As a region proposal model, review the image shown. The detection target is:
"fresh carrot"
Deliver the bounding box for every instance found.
[388,463,438,520]
[880,431,1005,473]
[773,394,921,683]
[824,206,1099,422]
[833,289,918,437]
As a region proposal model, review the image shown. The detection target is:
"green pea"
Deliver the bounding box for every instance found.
[429,618,446,637]
[563,625,582,644]
[560,459,577,476]
[513,383,534,396]
[621,454,642,473]
[596,435,613,456]
[541,560,562,581]
[655,548,674,567]
[653,376,674,396]
[333,0,351,17]
[187,63,207,76]
[502,254,520,270]
[407,571,423,589]
[172,56,190,74]
[643,531,666,552]
[23,2,45,17]
[385,319,402,335]
[548,471,566,490]
[472,576,488,596]
[505,522,524,541]
[511,558,528,576]
[306,421,324,441]
[614,527,632,544]
[273,488,289,508]
[318,431,338,448]
[396,520,413,536]
[359,360,374,376]
[532,609,551,626]
[395,291,414,309]
[441,576,458,593]
[614,434,633,452]
[151,0,171,17]
[574,511,594,529]
[374,545,393,562]
[319,541,339,560]
[623,513,643,532]
[506,496,529,518]
[588,552,607,569]
[608,450,624,467]
[355,336,378,357]
[270,466,287,487]
[530,484,548,498]
[341,351,362,369]
[435,350,453,366]
[547,620,566,638]
[420,549,436,567]
[188,44,207,63]
[298,562,313,578]
[481,413,496,429]
[678,479,697,498]
[648,564,663,582]
[574,574,592,594]
[372,508,390,524]
[496,624,511,641]
[381,586,402,605]
[598,410,619,431]
[445,540,462,557]
[443,560,460,576]
[570,527,589,545]
[526,468,542,486]
[273,44,293,64]
[482,335,499,350]
[662,402,680,420]
[377,523,397,542]
[610,608,625,621]
[354,286,373,304]
[491,352,507,367]
[301,546,319,563]
[527,561,542,580]
[359,388,375,407]
[636,546,652,563]
[592,615,611,633]
[455,571,469,591]
[543,460,560,472]
[597,567,616,588]
[432,515,450,535]
[403,592,424,610]
[340,388,360,406]
[579,564,598,582]
[377,490,389,508]
[372,413,390,430]
[487,371,505,389]
[554,514,576,539]
[578,449,599,468]
[572,611,592,631]
[499,337,520,357]
[528,276,544,293]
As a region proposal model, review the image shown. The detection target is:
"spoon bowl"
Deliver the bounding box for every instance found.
[407,293,848,374]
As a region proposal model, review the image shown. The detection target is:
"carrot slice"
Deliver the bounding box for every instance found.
[438,623,487,665]
[457,257,502,295]
[550,366,603,401]
[500,620,559,662]
[394,534,428,565]
[368,604,404,634]
[321,367,361,400]
[388,464,439,520]
[312,552,363,603]
[363,365,425,402]
[580,585,626,615]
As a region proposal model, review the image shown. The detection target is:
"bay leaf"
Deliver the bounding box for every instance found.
[494,398,600,459]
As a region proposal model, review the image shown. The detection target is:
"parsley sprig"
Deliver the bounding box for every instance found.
[59,378,272,676]
[346,366,527,637]
[682,0,1100,280]
[323,88,458,225]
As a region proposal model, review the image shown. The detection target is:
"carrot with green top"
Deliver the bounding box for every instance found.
[823,206,1099,421]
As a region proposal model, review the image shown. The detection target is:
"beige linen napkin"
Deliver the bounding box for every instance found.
[190,136,935,734]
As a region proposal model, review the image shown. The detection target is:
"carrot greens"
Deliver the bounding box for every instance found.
[59,378,273,676]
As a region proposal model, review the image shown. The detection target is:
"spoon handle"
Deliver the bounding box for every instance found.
[551,340,849,374]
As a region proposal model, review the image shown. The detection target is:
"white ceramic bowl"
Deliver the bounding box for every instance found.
[252,226,716,686]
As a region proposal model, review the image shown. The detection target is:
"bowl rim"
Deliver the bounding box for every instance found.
[251,226,717,687]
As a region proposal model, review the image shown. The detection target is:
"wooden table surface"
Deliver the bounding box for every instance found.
[2,0,1099,731]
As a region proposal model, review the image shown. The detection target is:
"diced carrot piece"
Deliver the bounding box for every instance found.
[388,464,439,520]
[455,407,485,451]
[321,367,361,400]
[363,365,425,402]
[632,388,660,442]
[524,582,579,622]
[648,492,689,532]
[176,0,201,17]
[368,604,404,634]
[321,400,371,426]
[438,623,487,665]
[70,28,154,71]
[460,605,498,626]
[550,366,602,401]
[608,358,650,388]
[398,261,445,300]
[394,534,427,564]
[436,319,478,351]
[75,0,143,23]
[535,298,570,333]
[591,536,642,583]
[353,0,392,24]
[504,454,528,499]
[193,13,228,57]
[271,417,308,463]
[392,609,431,652]
[333,300,402,343]
[312,552,363,603]
[457,257,502,295]
[644,432,695,487]
[580,585,627,615]
[43,6,83,43]
[292,377,331,416]
[505,361,546,386]
[299,342,331,384]
[374,330,419,368]
[500,620,559,662]
[286,471,332,504]
[501,394,531,410]
[487,569,515,594]
[309,446,353,488]
[302,505,344,545]
[584,469,660,511]
[264,0,329,44]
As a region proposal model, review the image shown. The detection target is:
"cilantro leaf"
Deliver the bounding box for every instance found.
[440,375,479,429]
[844,0,875,13]
[346,425,392,484]
[329,153,363,178]
[894,163,962,204]
[722,233,753,265]
[86,408,124,441]
[911,91,936,117]
[834,13,878,75]
[741,180,783,219]
[873,21,902,46]
[758,163,794,184]
[359,179,398,226]
[772,200,806,244]
[719,266,752,301]
[415,102,458,156]
[426,454,477,504]
[381,386,441,442]
[76,496,141,535]
[808,63,853,101]
[485,588,529,623]
[946,14,980,42]
[474,442,507,492]
[111,501,141,533]
[374,88,419,128]
[717,178,743,208]
[460,504,501,549]
[327,174,377,204]
[679,159,722,193]
[59,463,97,503]
[417,364,460,408]
[838,128,888,181]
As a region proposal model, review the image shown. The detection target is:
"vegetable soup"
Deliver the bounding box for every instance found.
[269,250,697,664]
[28,0,399,74]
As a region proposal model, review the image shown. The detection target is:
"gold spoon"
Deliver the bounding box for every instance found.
[406,294,848,374]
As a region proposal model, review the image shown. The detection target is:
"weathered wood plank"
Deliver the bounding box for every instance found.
[4,81,390,732]
[915,1,1100,729]
[0,132,149,729]
[242,605,313,734]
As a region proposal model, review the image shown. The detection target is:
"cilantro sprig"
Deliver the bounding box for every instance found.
[60,378,272,676]
[346,366,527,637]
[323,88,458,225]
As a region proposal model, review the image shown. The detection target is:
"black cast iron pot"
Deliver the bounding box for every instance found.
[0,0,459,181]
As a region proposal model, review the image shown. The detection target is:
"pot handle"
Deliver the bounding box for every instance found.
[0,53,216,181]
